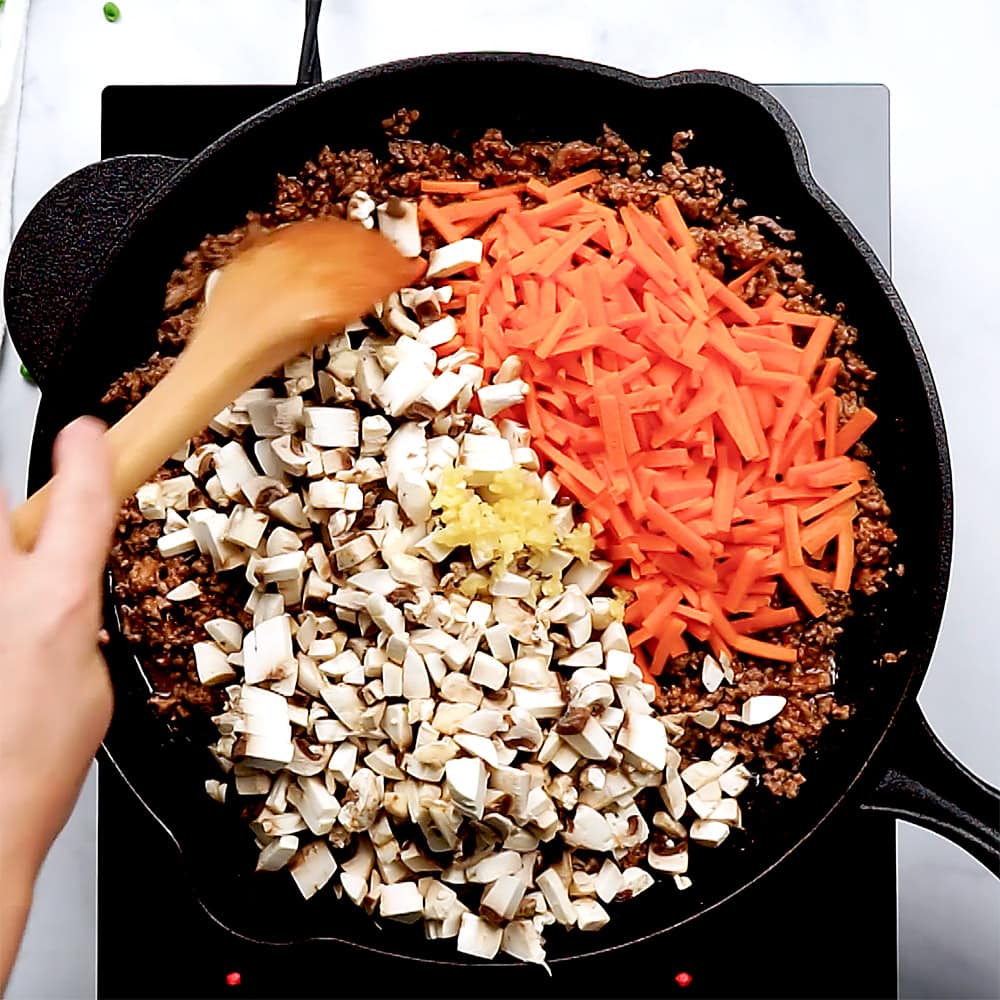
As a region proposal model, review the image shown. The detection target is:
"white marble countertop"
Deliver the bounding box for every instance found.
[3,1,998,997]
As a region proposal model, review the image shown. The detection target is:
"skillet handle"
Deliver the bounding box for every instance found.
[859,701,1000,874]
[3,154,183,390]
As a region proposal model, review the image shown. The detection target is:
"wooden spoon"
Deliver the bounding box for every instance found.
[12,217,413,552]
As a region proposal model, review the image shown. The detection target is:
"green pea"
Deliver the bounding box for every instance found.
[103,2,120,21]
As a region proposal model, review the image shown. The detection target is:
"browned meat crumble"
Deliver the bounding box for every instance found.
[104,111,895,795]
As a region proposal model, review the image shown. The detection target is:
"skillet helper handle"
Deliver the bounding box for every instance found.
[860,701,1000,874]
[4,154,183,389]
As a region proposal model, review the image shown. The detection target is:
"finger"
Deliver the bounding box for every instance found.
[37,417,116,579]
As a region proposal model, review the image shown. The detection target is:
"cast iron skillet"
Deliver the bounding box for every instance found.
[5,55,999,965]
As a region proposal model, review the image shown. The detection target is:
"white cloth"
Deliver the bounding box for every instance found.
[0,0,30,343]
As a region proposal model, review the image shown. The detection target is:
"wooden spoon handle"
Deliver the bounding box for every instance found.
[10,335,275,553]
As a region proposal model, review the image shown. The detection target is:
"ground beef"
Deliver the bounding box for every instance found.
[163,223,256,312]
[110,499,252,718]
[101,353,175,412]
[104,111,894,795]
[656,596,850,798]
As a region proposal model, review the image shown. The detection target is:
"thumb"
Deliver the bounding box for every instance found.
[36,417,116,579]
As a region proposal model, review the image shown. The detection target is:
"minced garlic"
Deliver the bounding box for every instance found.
[608,588,630,622]
[433,466,594,575]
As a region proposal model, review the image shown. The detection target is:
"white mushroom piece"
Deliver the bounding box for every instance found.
[288,840,338,899]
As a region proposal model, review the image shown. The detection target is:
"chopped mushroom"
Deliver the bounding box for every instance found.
[426,238,484,280]
[166,580,201,602]
[379,882,424,923]
[288,840,337,899]
[256,834,299,872]
[194,642,237,686]
[741,695,787,725]
[573,898,610,932]
[457,913,502,960]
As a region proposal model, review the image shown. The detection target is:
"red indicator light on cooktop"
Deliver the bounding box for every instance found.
[675,970,693,988]
[225,971,242,987]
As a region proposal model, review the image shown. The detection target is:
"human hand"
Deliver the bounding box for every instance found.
[0,417,115,934]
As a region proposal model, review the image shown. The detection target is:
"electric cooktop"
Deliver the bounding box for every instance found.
[96,81,896,1000]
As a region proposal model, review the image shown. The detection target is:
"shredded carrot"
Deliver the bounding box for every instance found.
[834,521,855,592]
[800,482,862,522]
[420,178,481,195]
[440,194,519,224]
[731,606,800,634]
[543,168,605,201]
[418,198,463,243]
[834,406,877,454]
[414,178,874,666]
[655,195,697,255]
[469,182,527,201]
[731,634,798,663]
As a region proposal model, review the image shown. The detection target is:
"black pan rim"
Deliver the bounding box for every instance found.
[20,54,954,963]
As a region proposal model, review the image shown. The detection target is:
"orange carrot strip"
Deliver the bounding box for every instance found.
[785,456,850,485]
[771,309,822,327]
[536,221,604,279]
[739,385,770,459]
[756,291,787,321]
[724,547,769,611]
[834,407,877,455]
[420,178,481,194]
[673,603,714,627]
[731,606,800,634]
[804,459,870,488]
[544,168,605,201]
[525,177,550,201]
[521,193,585,227]
[727,260,767,291]
[509,238,560,277]
[782,503,804,567]
[596,394,628,471]
[535,300,584,359]
[801,506,855,557]
[644,498,713,567]
[805,566,835,587]
[700,272,760,326]
[800,482,862,522]
[655,195,697,254]
[464,293,482,353]
[834,521,855,592]
[469,181,527,200]
[771,377,810,442]
[534,439,604,495]
[434,334,464,358]
[711,446,739,533]
[650,617,687,673]
[823,395,839,460]
[781,564,828,618]
[731,634,797,663]
[418,198,465,243]
[814,356,843,393]
[439,194,520,223]
[799,315,837,377]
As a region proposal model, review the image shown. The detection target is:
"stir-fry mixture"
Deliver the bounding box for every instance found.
[105,114,895,965]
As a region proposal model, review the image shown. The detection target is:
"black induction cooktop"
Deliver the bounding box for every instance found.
[96,83,898,1000]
